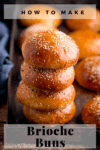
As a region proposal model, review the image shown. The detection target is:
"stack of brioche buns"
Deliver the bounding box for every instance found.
[16,4,100,126]
[16,29,79,124]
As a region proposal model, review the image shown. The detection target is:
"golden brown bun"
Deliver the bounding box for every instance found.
[21,61,75,92]
[16,81,76,111]
[18,24,56,49]
[69,29,100,60]
[23,102,76,124]
[19,5,61,27]
[75,56,100,91]
[66,7,100,31]
[81,95,100,127]
[22,29,79,69]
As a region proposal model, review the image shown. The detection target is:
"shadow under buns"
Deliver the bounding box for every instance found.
[19,5,61,27]
[21,61,75,92]
[23,102,76,124]
[75,56,100,91]
[69,29,100,60]
[22,29,79,69]
[81,95,100,127]
[16,81,76,111]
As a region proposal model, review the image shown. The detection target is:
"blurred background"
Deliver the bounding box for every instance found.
[1,0,100,26]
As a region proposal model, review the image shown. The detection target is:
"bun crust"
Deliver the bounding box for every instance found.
[16,81,76,111]
[23,102,76,124]
[75,56,100,91]
[18,24,56,49]
[69,30,100,60]
[19,5,61,27]
[66,7,100,31]
[21,61,75,92]
[81,95,100,127]
[22,29,79,69]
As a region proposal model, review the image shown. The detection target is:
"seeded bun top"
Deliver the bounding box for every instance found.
[75,56,100,91]
[22,29,79,69]
[18,23,56,49]
[81,95,100,127]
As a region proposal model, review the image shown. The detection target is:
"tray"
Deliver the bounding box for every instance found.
[7,18,99,124]
[7,5,100,150]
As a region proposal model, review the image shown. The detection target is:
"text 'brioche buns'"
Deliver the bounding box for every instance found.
[22,29,79,69]
[21,61,75,92]
[75,56,100,91]
[23,102,76,124]
[81,95,100,127]
[19,5,61,27]
[16,81,76,111]
[66,7,100,31]
[69,29,100,60]
[18,23,56,49]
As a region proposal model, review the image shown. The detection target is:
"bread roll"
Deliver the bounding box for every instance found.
[18,23,56,49]
[81,95,100,127]
[66,7,100,31]
[69,29,100,60]
[21,61,75,92]
[19,5,61,27]
[16,81,76,111]
[23,102,76,124]
[22,29,79,69]
[75,56,100,91]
